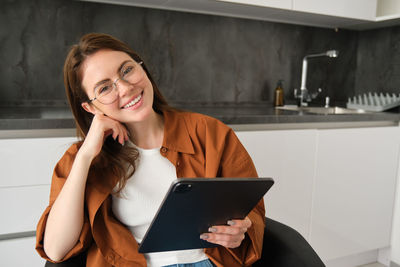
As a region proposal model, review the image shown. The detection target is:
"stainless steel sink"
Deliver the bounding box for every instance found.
[276,105,369,115]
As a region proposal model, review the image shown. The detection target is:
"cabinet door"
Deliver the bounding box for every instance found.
[236,129,317,239]
[0,137,77,187]
[293,0,377,20]
[0,237,45,267]
[310,126,400,261]
[0,185,50,235]
[0,136,77,266]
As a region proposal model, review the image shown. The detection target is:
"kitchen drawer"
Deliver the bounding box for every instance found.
[0,185,50,235]
[0,236,45,267]
[0,137,76,187]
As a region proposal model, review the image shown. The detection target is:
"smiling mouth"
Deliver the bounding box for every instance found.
[122,93,142,109]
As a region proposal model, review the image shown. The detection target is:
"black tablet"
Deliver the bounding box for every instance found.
[138,177,274,253]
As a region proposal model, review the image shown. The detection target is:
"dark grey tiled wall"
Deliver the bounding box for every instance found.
[355,26,400,96]
[1,0,396,108]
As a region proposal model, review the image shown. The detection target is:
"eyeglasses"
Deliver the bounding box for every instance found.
[87,61,144,105]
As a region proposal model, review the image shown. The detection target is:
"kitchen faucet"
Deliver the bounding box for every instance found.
[294,50,339,106]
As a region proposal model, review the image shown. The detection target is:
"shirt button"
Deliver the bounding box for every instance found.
[161,147,168,153]
[107,254,115,262]
[177,161,180,166]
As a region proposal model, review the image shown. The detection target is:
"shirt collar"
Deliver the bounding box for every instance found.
[162,109,195,154]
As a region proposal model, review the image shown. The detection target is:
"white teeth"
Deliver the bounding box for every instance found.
[123,94,142,108]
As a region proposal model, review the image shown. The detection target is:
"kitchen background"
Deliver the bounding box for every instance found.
[2,1,400,267]
[2,0,400,109]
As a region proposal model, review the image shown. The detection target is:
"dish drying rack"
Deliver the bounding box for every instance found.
[346,92,400,112]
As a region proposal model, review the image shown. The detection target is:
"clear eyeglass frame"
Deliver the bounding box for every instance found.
[87,61,144,105]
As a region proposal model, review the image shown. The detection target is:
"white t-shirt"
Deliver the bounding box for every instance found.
[111,144,208,267]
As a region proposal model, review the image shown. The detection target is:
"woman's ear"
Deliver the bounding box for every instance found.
[81,102,96,115]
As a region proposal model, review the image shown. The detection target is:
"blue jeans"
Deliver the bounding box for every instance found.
[163,259,215,267]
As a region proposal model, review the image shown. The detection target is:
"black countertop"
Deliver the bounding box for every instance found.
[1,104,400,130]
[0,107,76,130]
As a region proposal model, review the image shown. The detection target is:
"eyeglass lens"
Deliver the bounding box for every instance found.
[94,61,143,104]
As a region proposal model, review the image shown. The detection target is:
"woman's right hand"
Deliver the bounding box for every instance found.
[79,112,130,160]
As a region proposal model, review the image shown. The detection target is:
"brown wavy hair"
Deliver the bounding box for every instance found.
[63,33,173,193]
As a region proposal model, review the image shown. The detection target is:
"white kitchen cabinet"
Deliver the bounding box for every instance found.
[236,129,317,238]
[292,0,377,21]
[0,137,77,187]
[0,237,45,267]
[235,125,400,263]
[81,0,400,29]
[310,127,400,261]
[0,185,50,235]
[218,0,377,21]
[372,0,400,30]
[0,136,77,266]
[376,0,400,17]
[80,0,387,29]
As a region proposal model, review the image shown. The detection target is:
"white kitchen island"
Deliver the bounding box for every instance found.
[236,122,400,267]
[1,119,399,267]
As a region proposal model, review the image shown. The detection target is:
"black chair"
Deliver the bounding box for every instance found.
[253,217,325,267]
[45,217,325,267]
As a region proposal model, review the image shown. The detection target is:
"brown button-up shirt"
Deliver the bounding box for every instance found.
[36,110,265,266]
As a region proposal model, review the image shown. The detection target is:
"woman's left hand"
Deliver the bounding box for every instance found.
[200,217,252,248]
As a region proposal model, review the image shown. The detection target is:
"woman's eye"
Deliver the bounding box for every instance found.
[122,66,133,76]
[99,85,111,94]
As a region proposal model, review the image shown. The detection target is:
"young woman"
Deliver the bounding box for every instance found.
[36,33,265,267]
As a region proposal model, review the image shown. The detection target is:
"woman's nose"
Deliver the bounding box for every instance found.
[115,79,132,97]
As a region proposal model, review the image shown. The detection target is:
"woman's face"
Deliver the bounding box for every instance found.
[80,49,154,123]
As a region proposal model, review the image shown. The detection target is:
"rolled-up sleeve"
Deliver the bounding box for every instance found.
[35,144,93,263]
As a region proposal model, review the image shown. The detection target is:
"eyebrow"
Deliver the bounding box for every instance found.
[92,60,134,92]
